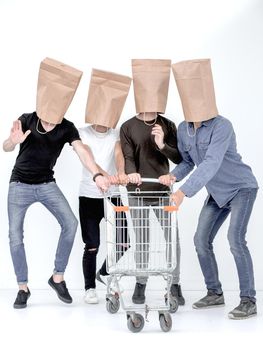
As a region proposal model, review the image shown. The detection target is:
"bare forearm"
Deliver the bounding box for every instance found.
[3,138,16,152]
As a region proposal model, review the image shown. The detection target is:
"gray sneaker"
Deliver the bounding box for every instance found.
[192,290,225,309]
[228,300,257,320]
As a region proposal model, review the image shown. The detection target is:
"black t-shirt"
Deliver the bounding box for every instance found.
[10,112,81,184]
[120,115,182,192]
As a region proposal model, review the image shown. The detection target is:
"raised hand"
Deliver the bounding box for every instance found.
[10,120,31,145]
[151,123,165,149]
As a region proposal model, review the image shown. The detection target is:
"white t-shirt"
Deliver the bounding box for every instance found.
[78,126,119,198]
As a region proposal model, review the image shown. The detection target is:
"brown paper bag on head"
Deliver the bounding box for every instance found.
[132,59,171,113]
[85,69,132,128]
[172,59,218,122]
[36,57,83,124]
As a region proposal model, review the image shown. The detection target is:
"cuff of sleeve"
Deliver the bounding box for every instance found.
[179,183,196,198]
[171,167,183,182]
[126,166,137,174]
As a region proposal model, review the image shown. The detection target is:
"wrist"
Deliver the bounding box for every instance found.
[158,142,165,150]
[93,172,103,182]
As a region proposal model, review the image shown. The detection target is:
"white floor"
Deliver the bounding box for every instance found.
[1,289,262,350]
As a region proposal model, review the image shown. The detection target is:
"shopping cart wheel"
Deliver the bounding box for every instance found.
[169,297,179,313]
[106,297,120,314]
[127,313,145,333]
[165,294,179,313]
[159,312,172,332]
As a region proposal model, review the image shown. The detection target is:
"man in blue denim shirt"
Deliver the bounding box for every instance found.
[160,59,258,319]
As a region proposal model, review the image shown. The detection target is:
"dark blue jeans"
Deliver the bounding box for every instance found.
[194,188,258,302]
[8,181,78,284]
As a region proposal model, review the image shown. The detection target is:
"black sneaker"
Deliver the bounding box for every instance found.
[13,289,31,309]
[170,284,185,305]
[132,283,146,304]
[48,276,72,304]
[228,300,257,320]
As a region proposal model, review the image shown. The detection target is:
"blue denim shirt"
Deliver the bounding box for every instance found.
[171,116,258,207]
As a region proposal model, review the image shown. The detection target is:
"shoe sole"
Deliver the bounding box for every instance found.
[228,313,257,320]
[48,280,72,304]
[192,303,225,309]
[13,303,28,309]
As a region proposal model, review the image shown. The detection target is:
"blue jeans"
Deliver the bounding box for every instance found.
[8,181,78,285]
[194,188,257,302]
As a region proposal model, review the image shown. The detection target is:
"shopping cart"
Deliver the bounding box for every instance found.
[104,178,179,332]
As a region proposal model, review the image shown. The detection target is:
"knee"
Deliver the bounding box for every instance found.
[64,214,78,235]
[227,233,245,256]
[194,232,207,254]
[84,245,98,255]
[8,227,24,247]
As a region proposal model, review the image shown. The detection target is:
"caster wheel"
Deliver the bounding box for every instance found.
[106,297,120,314]
[159,313,172,332]
[127,313,145,333]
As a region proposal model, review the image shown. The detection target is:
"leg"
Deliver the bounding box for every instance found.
[8,182,35,285]
[227,188,258,301]
[79,197,103,291]
[153,197,185,305]
[130,196,150,285]
[39,182,78,276]
[194,196,230,294]
[99,196,129,276]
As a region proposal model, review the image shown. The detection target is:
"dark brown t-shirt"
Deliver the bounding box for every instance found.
[120,115,182,192]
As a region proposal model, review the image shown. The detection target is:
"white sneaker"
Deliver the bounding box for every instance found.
[84,289,99,304]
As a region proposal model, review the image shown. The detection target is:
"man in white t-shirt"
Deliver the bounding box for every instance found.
[78,124,128,304]
[79,68,131,304]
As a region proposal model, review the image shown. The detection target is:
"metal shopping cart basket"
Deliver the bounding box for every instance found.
[104,178,179,332]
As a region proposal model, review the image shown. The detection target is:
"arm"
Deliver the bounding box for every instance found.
[179,119,234,198]
[3,120,31,152]
[152,122,182,164]
[114,141,129,185]
[72,140,109,191]
[120,125,141,185]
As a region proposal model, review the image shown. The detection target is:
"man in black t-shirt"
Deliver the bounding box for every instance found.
[3,112,109,309]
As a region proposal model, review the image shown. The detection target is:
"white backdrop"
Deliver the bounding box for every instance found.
[0,0,262,292]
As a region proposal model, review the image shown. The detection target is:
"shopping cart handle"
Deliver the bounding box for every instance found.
[140,177,160,183]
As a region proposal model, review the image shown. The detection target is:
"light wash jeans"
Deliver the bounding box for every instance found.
[194,188,258,302]
[8,181,78,285]
[129,196,181,285]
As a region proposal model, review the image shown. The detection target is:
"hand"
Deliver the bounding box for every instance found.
[10,120,31,145]
[118,173,129,186]
[108,175,119,185]
[151,124,165,149]
[159,174,176,186]
[170,189,185,209]
[128,173,141,186]
[95,175,110,192]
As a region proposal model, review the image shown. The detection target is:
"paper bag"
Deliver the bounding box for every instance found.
[85,68,131,128]
[132,59,171,113]
[36,57,83,124]
[172,58,218,122]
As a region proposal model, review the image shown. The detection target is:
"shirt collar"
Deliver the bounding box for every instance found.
[188,118,216,128]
